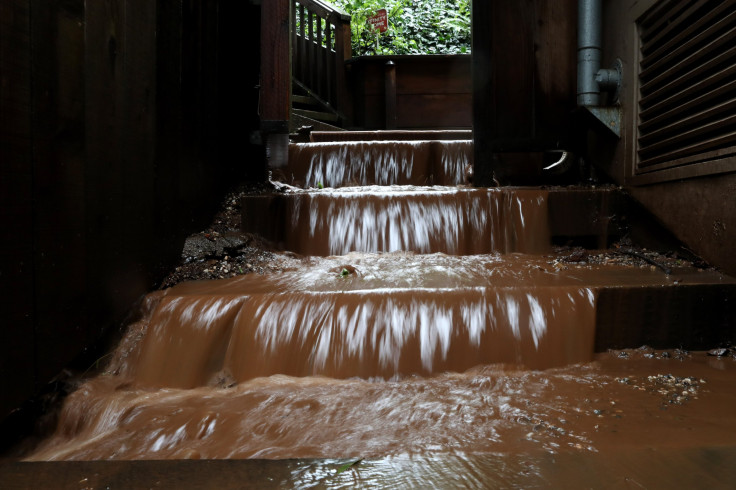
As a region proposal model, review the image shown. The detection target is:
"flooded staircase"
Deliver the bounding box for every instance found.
[245,131,735,364]
[10,131,736,487]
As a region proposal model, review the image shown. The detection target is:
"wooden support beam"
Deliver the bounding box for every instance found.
[260,0,291,168]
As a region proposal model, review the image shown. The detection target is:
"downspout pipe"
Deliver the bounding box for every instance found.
[577,0,622,136]
[577,0,603,106]
[578,0,621,105]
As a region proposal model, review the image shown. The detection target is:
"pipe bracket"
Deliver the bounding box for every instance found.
[584,106,622,138]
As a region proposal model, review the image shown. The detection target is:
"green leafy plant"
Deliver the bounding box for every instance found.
[325,0,471,56]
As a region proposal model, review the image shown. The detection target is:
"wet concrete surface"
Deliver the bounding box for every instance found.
[5,444,736,488]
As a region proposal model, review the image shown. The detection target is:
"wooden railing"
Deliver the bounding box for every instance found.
[291,0,352,124]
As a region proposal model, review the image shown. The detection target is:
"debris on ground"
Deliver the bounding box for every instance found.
[159,183,302,289]
[549,242,712,273]
[161,183,716,288]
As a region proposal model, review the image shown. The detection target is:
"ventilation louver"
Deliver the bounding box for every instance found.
[637,0,736,175]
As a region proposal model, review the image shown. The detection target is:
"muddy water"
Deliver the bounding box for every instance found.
[260,187,551,255]
[26,350,736,466]
[111,254,602,386]
[26,253,736,469]
[286,141,471,188]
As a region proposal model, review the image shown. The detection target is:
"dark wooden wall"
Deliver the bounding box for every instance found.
[350,55,472,130]
[0,0,263,424]
[587,0,736,276]
[472,0,577,185]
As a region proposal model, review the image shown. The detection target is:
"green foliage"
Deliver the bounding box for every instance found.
[326,0,471,56]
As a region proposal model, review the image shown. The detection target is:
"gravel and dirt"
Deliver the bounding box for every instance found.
[159,182,302,289]
[159,182,714,290]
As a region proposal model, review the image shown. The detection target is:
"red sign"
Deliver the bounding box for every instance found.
[367,9,388,33]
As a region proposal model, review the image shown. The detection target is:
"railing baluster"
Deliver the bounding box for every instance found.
[326,22,334,106]
[289,0,351,125]
[317,18,323,99]
[308,11,315,91]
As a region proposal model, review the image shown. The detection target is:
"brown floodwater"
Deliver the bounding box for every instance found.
[26,253,736,478]
[24,349,736,467]
[21,137,736,485]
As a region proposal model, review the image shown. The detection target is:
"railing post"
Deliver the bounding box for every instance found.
[384,60,397,129]
[261,0,291,168]
[334,20,352,126]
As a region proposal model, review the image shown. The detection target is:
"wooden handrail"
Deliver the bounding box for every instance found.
[298,0,350,23]
[291,0,352,125]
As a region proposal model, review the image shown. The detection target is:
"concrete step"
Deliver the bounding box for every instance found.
[6,446,736,488]
[241,187,630,256]
[310,130,473,142]
[283,140,472,187]
[62,253,736,383]
[292,108,339,124]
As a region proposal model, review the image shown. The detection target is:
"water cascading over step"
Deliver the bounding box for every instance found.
[244,187,551,256]
[25,131,736,464]
[285,139,472,187]
[115,255,602,387]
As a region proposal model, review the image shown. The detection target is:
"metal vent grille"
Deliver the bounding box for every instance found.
[637,0,736,174]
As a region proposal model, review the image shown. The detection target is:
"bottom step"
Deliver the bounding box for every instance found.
[8,445,736,487]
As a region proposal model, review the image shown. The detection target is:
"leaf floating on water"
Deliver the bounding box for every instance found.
[335,264,358,277]
[335,458,363,475]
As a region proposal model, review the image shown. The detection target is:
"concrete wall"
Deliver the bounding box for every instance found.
[0,0,263,423]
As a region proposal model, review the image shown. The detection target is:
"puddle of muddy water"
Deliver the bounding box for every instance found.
[24,350,736,473]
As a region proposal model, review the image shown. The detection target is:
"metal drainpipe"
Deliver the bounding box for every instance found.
[545,0,620,176]
[577,0,622,136]
[577,0,603,106]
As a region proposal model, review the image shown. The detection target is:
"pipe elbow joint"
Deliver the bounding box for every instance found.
[595,67,620,91]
